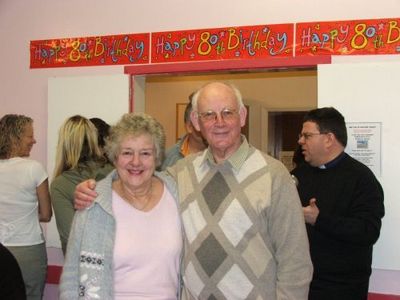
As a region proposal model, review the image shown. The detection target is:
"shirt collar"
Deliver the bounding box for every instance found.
[180,135,190,157]
[319,151,346,169]
[202,135,250,172]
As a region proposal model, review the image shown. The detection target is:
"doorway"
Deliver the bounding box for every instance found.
[143,70,318,152]
[267,111,306,171]
[126,57,328,158]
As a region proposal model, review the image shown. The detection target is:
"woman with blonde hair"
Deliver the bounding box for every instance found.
[51,115,113,254]
[0,114,52,300]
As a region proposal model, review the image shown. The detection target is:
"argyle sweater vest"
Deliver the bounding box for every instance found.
[171,146,312,300]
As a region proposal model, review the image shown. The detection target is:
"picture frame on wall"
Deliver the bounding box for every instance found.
[176,103,188,141]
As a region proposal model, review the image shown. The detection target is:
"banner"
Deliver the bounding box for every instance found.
[30,33,150,68]
[151,24,294,63]
[296,18,400,56]
[30,18,400,68]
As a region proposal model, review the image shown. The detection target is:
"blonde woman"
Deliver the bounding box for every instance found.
[0,114,52,300]
[51,115,113,254]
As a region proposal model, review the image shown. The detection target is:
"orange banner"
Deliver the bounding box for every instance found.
[151,24,294,63]
[296,18,400,56]
[30,33,150,68]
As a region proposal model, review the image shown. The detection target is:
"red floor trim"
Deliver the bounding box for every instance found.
[46,265,62,284]
[46,265,400,299]
[368,293,400,300]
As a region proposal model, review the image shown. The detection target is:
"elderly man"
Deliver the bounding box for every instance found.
[171,82,312,299]
[292,107,384,300]
[74,82,313,299]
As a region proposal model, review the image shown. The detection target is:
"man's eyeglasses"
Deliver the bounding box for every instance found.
[298,132,328,140]
[197,108,238,123]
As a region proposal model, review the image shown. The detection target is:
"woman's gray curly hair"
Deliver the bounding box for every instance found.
[105,113,166,167]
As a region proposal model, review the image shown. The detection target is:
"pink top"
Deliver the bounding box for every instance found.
[112,185,182,300]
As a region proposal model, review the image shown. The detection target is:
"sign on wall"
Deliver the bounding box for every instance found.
[345,122,381,177]
[30,33,150,68]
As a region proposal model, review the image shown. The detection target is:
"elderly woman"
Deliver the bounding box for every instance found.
[51,115,113,254]
[60,113,182,300]
[0,114,52,300]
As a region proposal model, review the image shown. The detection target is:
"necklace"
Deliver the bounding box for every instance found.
[118,179,153,211]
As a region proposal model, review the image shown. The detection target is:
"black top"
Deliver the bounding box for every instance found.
[0,243,26,300]
[292,153,385,300]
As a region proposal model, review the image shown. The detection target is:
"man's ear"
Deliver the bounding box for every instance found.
[325,132,336,147]
[190,111,201,131]
[239,106,247,127]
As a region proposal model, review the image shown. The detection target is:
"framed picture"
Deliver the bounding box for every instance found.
[241,105,249,140]
[176,103,188,141]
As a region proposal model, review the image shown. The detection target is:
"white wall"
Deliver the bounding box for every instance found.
[1,0,399,296]
[318,60,400,294]
[46,74,130,249]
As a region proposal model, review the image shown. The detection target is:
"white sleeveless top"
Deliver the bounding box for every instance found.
[0,157,48,246]
[112,184,182,299]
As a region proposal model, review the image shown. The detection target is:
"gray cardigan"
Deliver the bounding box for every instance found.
[59,170,182,300]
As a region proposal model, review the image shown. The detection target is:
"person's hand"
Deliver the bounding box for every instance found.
[303,198,319,225]
[74,179,98,210]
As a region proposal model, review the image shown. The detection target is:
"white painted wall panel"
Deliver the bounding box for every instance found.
[318,62,400,270]
[47,74,129,247]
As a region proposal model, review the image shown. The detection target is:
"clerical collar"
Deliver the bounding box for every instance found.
[319,152,346,169]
